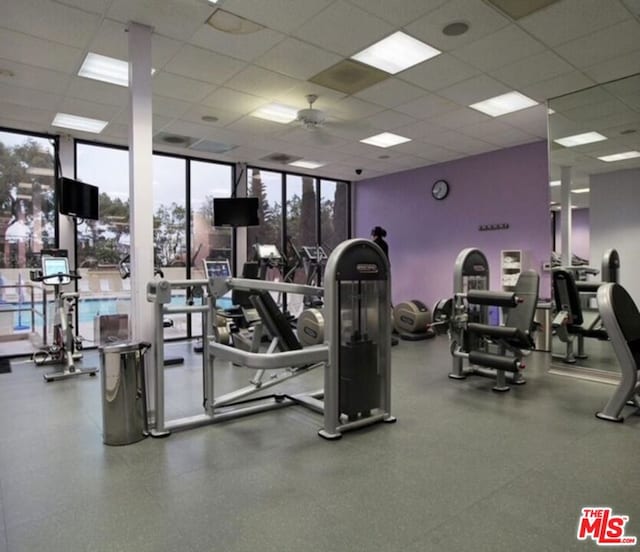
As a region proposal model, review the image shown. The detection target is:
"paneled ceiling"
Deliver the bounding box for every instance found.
[0,0,639,181]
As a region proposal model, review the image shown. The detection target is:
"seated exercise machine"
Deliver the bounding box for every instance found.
[392,300,435,341]
[551,250,618,363]
[594,283,640,422]
[146,238,396,440]
[446,248,539,392]
[30,251,97,382]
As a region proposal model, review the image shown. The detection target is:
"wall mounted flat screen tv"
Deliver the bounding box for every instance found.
[59,177,99,220]
[213,197,259,227]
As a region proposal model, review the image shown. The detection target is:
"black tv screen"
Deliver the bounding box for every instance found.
[59,177,99,220]
[213,197,259,227]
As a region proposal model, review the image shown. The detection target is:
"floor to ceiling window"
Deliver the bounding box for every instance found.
[320,179,349,254]
[0,129,56,344]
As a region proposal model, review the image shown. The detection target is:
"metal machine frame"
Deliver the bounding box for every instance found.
[146,239,395,440]
[595,283,640,422]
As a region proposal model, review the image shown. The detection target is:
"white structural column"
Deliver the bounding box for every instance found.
[127,23,156,414]
[57,135,76,266]
[234,162,248,275]
[560,165,572,267]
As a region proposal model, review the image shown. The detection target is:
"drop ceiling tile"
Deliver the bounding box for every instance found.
[0,58,70,95]
[202,87,269,113]
[498,104,548,138]
[329,142,390,160]
[153,72,216,103]
[107,0,212,42]
[354,79,426,108]
[57,98,121,121]
[427,107,490,130]
[437,74,510,106]
[88,19,183,70]
[52,0,110,14]
[67,77,129,107]
[583,49,640,84]
[255,38,342,81]
[151,95,192,119]
[221,0,333,34]
[392,118,450,140]
[293,0,394,56]
[2,0,101,49]
[564,100,634,125]
[329,96,386,119]
[362,110,416,130]
[0,102,57,125]
[395,140,461,162]
[225,115,293,135]
[555,20,640,68]
[102,122,129,140]
[547,83,613,113]
[519,0,630,47]
[222,145,272,163]
[395,94,458,119]
[522,71,595,102]
[0,83,62,112]
[163,45,246,86]
[490,50,574,89]
[181,104,244,127]
[399,54,481,92]
[405,0,511,51]
[460,120,535,147]
[451,25,546,72]
[276,127,349,148]
[223,66,300,99]
[421,130,496,154]
[346,0,447,26]
[189,25,285,63]
[0,29,83,73]
[161,119,218,142]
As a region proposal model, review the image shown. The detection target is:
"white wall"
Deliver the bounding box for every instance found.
[590,168,640,302]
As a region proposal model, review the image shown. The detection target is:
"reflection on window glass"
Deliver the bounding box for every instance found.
[0,130,56,341]
[247,168,282,258]
[321,180,349,253]
[190,160,232,338]
[286,174,317,287]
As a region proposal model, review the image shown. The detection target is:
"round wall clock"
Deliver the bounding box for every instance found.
[432,179,449,200]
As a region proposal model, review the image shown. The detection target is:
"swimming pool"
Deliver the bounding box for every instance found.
[5,295,234,329]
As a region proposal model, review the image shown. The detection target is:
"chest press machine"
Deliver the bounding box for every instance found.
[146,239,395,440]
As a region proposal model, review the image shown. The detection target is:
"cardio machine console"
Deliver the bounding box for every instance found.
[41,256,71,285]
[254,244,282,262]
[203,259,232,279]
[301,246,328,262]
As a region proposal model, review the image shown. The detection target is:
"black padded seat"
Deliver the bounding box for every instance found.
[249,291,302,352]
[553,268,607,339]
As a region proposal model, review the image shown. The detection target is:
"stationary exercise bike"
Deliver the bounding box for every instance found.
[30,253,97,382]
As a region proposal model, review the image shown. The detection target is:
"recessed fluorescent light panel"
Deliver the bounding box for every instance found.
[78,52,156,87]
[351,31,441,74]
[469,91,538,117]
[549,180,560,187]
[547,108,556,115]
[597,150,640,162]
[360,132,411,148]
[554,131,607,147]
[288,160,325,169]
[250,103,298,124]
[52,113,108,133]
[571,188,589,194]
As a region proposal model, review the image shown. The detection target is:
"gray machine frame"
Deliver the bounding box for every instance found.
[146,238,395,440]
[448,248,539,392]
[595,283,640,422]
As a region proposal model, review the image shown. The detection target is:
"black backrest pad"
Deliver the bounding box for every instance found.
[610,284,640,366]
[552,268,583,326]
[250,291,302,351]
[232,262,260,308]
[505,270,539,334]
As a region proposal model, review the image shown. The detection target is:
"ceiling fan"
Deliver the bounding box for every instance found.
[293,95,370,144]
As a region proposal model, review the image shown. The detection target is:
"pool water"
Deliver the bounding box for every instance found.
[7,296,234,330]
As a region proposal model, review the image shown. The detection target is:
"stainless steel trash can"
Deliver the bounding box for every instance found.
[100,342,151,446]
[534,302,552,352]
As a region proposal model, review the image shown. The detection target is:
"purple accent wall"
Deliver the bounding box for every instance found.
[354,141,551,308]
[553,208,590,261]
